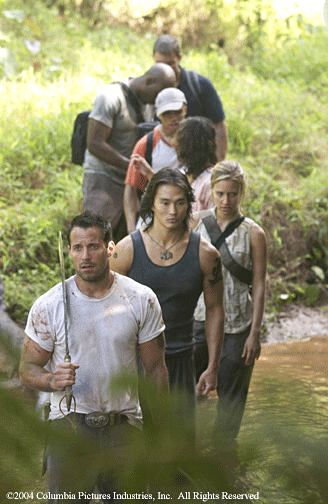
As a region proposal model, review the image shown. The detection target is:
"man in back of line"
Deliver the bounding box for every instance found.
[20,212,168,502]
[152,34,228,161]
[83,63,176,242]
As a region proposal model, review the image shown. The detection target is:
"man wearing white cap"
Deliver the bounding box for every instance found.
[124,88,187,233]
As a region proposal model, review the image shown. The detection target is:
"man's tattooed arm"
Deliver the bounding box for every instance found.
[208,256,223,286]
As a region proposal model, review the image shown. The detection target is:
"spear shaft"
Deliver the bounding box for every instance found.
[58,231,73,412]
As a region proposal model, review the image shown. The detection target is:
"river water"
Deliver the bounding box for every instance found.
[198,308,328,504]
[242,336,328,504]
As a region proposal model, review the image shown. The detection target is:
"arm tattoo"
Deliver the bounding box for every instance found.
[209,257,223,286]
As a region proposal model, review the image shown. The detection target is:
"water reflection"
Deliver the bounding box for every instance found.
[245,337,328,504]
[209,338,328,504]
[198,336,328,504]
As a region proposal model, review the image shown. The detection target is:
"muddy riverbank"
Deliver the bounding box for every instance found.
[264,304,328,344]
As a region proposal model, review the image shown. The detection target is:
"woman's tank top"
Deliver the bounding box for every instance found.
[194,210,254,334]
[128,230,203,354]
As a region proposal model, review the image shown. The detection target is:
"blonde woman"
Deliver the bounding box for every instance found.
[193,160,267,440]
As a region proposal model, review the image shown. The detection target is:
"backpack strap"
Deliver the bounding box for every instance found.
[190,70,202,96]
[118,82,144,123]
[202,215,245,248]
[218,241,253,285]
[202,215,253,285]
[184,70,202,111]
[145,131,154,166]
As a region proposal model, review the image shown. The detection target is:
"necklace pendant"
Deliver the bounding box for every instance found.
[160,250,173,261]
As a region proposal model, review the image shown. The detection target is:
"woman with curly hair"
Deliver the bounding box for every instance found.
[175,116,217,212]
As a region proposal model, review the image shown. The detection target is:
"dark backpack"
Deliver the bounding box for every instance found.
[70,81,159,166]
[70,113,157,166]
[71,111,90,165]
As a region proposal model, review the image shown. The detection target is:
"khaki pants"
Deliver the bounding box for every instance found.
[82,172,127,242]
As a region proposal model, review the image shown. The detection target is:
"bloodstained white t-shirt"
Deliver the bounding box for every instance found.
[25,273,165,423]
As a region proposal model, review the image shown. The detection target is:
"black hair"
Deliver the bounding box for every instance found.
[176,117,217,179]
[140,167,194,228]
[67,211,112,245]
[153,34,181,58]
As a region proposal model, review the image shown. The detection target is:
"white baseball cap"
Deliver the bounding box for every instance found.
[155,88,187,116]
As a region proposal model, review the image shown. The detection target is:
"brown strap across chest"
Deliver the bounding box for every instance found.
[202,215,252,285]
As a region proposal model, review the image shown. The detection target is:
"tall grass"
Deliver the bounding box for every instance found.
[0,0,328,321]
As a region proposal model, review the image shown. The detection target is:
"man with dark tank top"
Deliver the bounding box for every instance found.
[111,168,224,419]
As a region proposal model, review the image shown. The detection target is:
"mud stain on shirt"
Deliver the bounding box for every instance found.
[147,298,155,310]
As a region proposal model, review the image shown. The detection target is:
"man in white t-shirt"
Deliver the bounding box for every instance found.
[20,212,168,502]
[124,87,187,233]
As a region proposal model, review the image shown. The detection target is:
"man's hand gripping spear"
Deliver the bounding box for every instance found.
[58,231,76,413]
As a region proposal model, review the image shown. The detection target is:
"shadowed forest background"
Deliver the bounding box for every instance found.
[0,1,328,502]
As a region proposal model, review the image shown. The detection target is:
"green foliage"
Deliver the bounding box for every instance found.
[250,30,328,93]
[0,0,328,322]
[0,388,45,495]
[0,3,327,502]
[0,374,327,503]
